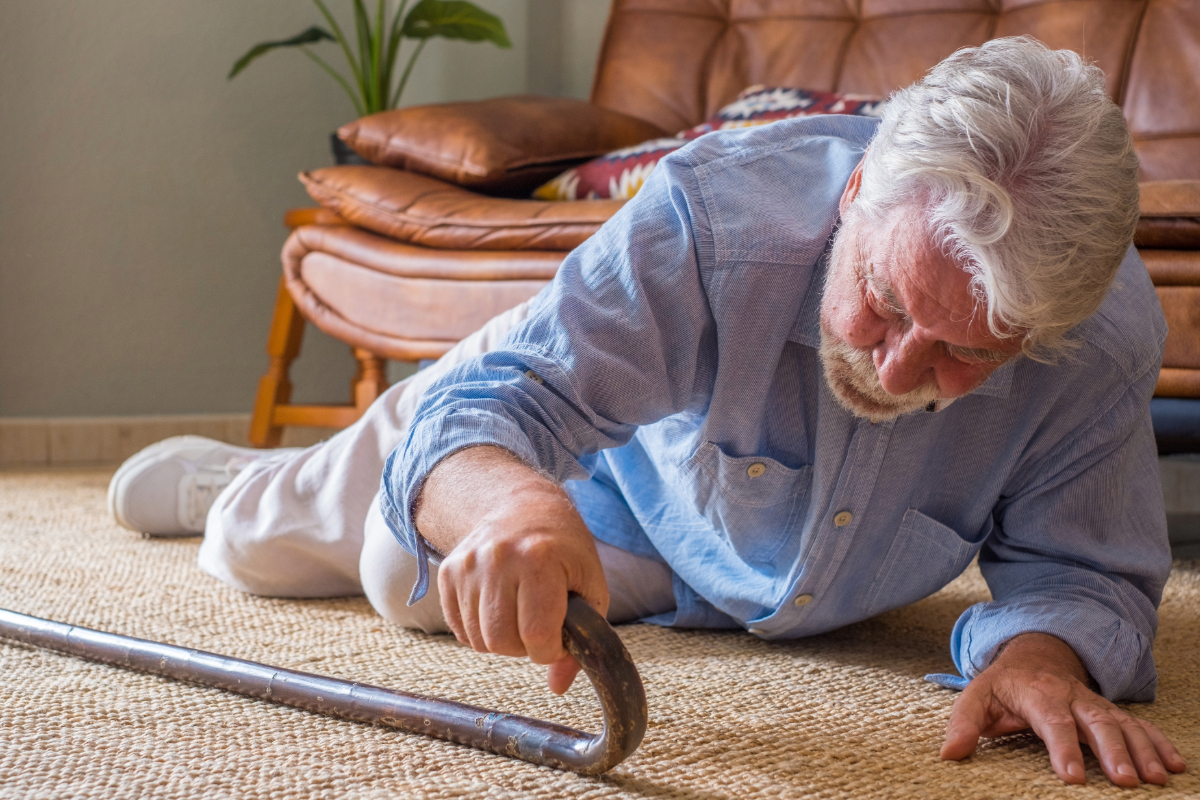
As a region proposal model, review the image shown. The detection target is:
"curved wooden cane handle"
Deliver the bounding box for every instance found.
[0,595,647,774]
[554,593,649,772]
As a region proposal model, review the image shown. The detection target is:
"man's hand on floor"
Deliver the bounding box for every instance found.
[415,446,609,695]
[940,632,1186,786]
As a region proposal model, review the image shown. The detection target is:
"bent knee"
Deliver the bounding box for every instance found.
[360,494,448,634]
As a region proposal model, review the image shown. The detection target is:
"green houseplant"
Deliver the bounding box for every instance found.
[229,0,511,119]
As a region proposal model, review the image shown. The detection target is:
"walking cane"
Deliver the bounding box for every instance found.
[0,594,646,775]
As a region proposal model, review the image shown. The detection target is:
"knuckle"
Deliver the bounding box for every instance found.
[521,626,563,660]
[480,629,524,658]
[1041,711,1077,731]
[1075,705,1118,728]
[515,536,561,569]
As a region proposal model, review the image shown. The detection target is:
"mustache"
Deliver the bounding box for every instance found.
[818,317,940,423]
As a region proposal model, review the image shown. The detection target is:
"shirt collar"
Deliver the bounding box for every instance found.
[789,244,828,350]
[789,241,1018,406]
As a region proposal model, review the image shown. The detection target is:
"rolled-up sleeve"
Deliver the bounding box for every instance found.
[379,152,718,603]
[951,369,1171,701]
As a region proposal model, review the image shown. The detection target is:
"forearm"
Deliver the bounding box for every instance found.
[955,562,1160,701]
[413,445,580,556]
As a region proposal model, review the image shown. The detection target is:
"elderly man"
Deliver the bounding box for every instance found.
[110,37,1185,786]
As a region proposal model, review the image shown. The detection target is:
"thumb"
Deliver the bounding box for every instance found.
[941,688,988,761]
[547,653,583,695]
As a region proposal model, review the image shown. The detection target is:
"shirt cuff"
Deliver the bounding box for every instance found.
[951,597,1157,702]
[378,408,546,604]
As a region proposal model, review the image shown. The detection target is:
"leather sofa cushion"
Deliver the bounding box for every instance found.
[337,96,667,195]
[282,224,562,361]
[301,166,623,251]
[590,0,1200,182]
[1136,181,1200,249]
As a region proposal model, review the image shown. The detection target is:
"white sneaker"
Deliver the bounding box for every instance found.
[107,436,266,536]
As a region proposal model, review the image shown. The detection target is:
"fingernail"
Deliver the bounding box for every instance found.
[1067,762,1084,781]
[1117,764,1137,779]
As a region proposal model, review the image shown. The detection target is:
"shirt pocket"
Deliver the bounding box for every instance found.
[683,441,813,565]
[863,509,988,617]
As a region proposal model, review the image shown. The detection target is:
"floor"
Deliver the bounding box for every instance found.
[0,469,1196,799]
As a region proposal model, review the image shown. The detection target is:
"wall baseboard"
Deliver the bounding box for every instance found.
[0,415,334,467]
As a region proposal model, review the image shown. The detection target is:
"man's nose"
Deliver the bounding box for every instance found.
[874,334,935,395]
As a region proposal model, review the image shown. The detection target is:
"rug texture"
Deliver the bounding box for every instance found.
[0,469,1196,799]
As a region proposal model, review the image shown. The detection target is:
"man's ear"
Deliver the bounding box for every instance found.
[839,157,865,217]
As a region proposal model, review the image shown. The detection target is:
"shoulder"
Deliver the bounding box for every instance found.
[654,115,878,266]
[1001,246,1165,455]
[1073,246,1168,382]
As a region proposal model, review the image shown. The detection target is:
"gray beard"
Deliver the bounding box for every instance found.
[817,214,940,423]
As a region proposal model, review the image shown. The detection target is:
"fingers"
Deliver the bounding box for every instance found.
[1113,714,1169,785]
[516,570,569,666]
[1074,706,1184,786]
[1073,704,1140,787]
[439,567,468,646]
[1141,718,1188,775]
[941,687,987,762]
[478,576,527,657]
[1023,702,1087,785]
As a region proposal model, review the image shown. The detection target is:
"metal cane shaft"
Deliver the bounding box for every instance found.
[0,595,646,774]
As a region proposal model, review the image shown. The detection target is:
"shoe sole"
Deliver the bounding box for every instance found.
[107,436,261,536]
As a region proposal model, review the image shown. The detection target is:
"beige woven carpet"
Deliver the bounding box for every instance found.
[0,469,1195,799]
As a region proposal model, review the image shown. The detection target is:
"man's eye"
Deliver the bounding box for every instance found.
[866,289,896,318]
[948,346,1006,366]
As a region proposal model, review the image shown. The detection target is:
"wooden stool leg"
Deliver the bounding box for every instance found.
[352,348,388,415]
[249,279,306,448]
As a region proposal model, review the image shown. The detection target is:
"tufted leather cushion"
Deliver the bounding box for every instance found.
[591,0,1200,182]
[282,225,561,360]
[300,166,623,251]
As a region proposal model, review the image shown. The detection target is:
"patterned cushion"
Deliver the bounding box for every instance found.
[533,86,887,201]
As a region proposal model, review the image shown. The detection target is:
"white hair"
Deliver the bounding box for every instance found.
[855,36,1140,358]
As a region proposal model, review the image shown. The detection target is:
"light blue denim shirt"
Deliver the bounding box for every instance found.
[381,115,1170,702]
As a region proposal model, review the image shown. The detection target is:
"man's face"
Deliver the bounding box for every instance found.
[818,170,1024,423]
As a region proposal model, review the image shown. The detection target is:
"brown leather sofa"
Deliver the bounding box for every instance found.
[250,0,1200,448]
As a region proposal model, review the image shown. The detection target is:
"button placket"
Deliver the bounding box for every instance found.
[789,419,895,622]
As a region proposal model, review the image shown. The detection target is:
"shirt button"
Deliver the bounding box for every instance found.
[793,593,813,607]
[833,510,853,527]
[524,369,544,384]
[746,462,766,478]
[748,627,766,636]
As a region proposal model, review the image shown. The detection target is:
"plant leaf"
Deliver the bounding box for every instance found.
[401,0,512,47]
[382,0,411,100]
[390,37,427,108]
[311,0,367,104]
[352,0,375,110]
[372,0,386,112]
[228,27,335,79]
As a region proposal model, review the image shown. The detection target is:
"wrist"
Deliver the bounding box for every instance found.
[990,632,1094,687]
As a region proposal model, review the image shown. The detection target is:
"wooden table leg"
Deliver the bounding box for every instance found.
[249,278,306,448]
